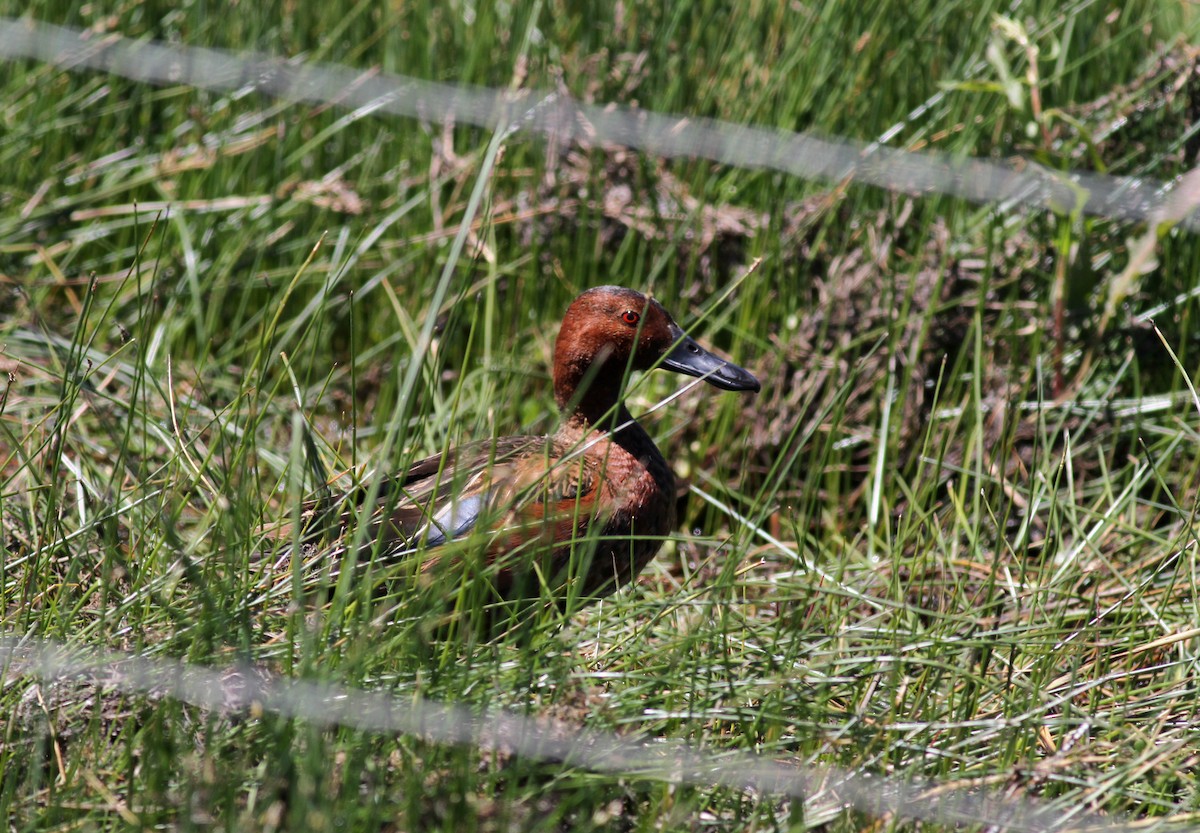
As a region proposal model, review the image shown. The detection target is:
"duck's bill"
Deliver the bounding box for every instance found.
[661,329,761,393]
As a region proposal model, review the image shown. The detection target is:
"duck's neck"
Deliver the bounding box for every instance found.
[554,368,637,437]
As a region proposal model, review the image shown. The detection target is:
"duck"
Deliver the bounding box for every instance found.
[265,286,760,609]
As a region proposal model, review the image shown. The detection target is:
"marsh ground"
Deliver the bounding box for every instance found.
[4,3,1200,830]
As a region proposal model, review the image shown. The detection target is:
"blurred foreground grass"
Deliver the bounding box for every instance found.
[4,1,1200,830]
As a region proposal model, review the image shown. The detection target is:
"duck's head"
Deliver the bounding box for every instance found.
[553,286,760,411]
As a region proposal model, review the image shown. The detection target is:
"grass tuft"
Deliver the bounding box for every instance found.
[4,2,1200,830]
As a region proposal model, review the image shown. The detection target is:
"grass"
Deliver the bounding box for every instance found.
[4,0,1200,829]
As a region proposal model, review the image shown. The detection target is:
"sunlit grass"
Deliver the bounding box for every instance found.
[3,1,1200,830]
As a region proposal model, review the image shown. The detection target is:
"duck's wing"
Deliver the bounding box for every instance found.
[261,435,602,560]
[374,435,604,554]
[256,438,523,552]
[371,436,546,548]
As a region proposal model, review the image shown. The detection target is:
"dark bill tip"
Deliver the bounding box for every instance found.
[660,330,761,393]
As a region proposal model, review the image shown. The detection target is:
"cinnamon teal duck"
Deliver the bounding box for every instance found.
[266,286,760,607]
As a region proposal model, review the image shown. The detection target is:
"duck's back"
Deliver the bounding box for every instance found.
[401,427,676,600]
[265,421,677,602]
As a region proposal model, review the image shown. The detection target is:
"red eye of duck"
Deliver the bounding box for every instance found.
[621,310,640,326]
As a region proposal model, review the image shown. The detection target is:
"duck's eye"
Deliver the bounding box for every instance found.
[621,310,640,326]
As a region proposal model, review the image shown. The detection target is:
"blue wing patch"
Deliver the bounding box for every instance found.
[422,493,486,546]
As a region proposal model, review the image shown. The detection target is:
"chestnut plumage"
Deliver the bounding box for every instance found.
[263,286,760,605]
